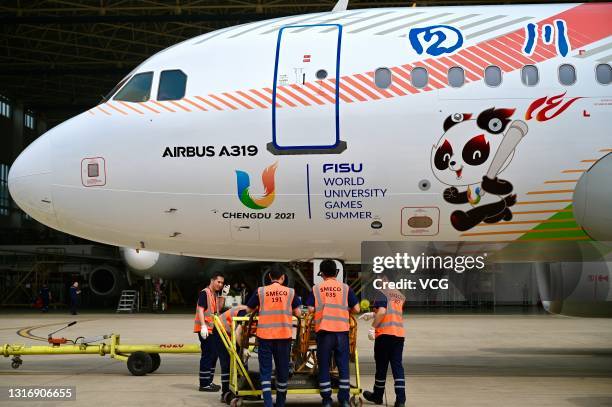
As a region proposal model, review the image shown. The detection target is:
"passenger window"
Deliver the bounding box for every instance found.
[521,65,539,86]
[374,68,392,89]
[448,67,464,88]
[484,66,502,87]
[113,72,154,102]
[558,64,576,86]
[596,63,611,85]
[158,70,187,101]
[411,67,428,88]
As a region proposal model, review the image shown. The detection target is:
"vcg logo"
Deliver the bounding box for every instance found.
[235,162,278,210]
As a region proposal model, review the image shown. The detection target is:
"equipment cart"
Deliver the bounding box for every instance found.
[214,313,363,406]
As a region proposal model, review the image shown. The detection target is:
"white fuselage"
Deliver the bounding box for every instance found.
[8,3,612,262]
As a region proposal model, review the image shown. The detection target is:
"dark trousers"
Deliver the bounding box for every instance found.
[316,331,350,404]
[258,338,291,407]
[373,335,406,404]
[70,300,77,315]
[198,331,219,387]
[215,333,230,393]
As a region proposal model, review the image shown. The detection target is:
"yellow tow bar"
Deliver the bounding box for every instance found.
[1,334,201,376]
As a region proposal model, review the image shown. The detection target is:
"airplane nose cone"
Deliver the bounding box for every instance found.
[8,135,57,225]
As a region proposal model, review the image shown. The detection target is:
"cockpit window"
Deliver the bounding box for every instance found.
[113,72,154,102]
[157,70,187,101]
[102,75,130,103]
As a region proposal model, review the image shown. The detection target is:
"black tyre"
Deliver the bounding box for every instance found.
[222,391,233,405]
[350,396,363,407]
[148,353,161,373]
[127,351,153,376]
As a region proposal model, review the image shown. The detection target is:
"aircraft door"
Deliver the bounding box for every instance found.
[269,24,346,154]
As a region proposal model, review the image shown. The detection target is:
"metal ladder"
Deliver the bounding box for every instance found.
[116,290,139,313]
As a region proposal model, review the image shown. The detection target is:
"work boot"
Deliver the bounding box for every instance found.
[394,403,405,407]
[339,402,351,407]
[198,383,220,392]
[363,391,383,405]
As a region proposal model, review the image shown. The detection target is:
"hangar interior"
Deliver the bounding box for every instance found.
[1,3,611,407]
[0,0,592,313]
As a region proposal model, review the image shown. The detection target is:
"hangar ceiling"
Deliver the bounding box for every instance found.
[0,0,591,127]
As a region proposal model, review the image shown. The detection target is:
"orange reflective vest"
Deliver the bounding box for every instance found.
[193,287,218,334]
[220,307,241,335]
[256,282,295,340]
[375,290,405,338]
[313,278,350,333]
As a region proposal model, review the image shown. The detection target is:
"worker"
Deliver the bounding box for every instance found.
[218,304,248,401]
[194,272,230,392]
[307,259,360,407]
[39,283,52,313]
[69,282,81,315]
[360,282,406,407]
[247,265,301,407]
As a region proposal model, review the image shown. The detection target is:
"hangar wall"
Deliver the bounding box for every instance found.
[0,96,47,230]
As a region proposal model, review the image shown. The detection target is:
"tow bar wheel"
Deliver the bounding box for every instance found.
[350,396,363,407]
[148,353,161,373]
[11,356,22,369]
[127,351,153,376]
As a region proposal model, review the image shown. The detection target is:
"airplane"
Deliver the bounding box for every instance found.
[7,2,612,315]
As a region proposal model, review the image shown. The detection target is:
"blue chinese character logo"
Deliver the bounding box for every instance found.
[523,19,570,57]
[409,25,464,57]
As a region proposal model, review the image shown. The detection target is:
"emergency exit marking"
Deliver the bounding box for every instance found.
[81,157,106,187]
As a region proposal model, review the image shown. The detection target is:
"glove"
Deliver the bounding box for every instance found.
[200,327,209,339]
[221,285,230,297]
[359,312,375,321]
[368,328,376,341]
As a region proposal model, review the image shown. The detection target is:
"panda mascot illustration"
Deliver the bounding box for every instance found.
[431,108,529,232]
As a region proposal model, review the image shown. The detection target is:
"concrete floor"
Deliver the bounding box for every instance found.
[1,312,611,407]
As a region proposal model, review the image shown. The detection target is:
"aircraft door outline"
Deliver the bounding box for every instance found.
[268,24,347,155]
